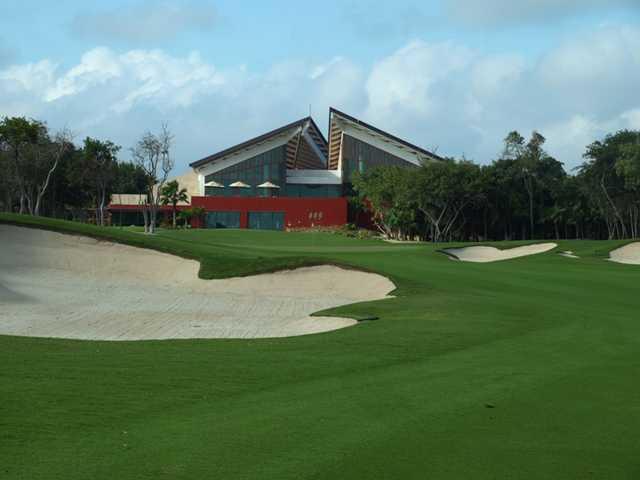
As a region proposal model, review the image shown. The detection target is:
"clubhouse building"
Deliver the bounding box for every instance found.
[109,108,442,230]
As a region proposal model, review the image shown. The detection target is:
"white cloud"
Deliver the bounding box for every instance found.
[45,48,121,102]
[621,109,640,129]
[0,47,361,171]
[446,0,639,26]
[310,57,365,116]
[470,54,525,97]
[360,26,640,166]
[1,24,639,172]
[0,59,57,93]
[365,41,472,122]
[540,26,640,84]
[309,57,345,80]
[543,109,640,170]
[71,1,217,43]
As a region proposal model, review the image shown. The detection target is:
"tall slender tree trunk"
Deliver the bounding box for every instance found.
[527,183,534,239]
[172,203,177,229]
[142,205,149,233]
[600,174,626,239]
[483,208,488,241]
[26,194,34,215]
[99,190,106,227]
[149,205,156,234]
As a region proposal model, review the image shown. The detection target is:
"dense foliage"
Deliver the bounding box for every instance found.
[353,130,640,241]
[0,116,152,220]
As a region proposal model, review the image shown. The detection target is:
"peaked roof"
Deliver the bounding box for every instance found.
[328,107,444,162]
[190,116,328,169]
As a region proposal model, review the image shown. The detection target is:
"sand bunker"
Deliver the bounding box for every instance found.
[558,250,579,259]
[442,243,557,263]
[0,225,394,340]
[609,242,640,265]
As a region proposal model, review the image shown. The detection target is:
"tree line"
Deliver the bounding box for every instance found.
[352,129,640,241]
[0,116,185,233]
[3,115,639,240]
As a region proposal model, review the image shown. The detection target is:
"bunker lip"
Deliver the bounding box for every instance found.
[0,225,395,341]
[609,242,640,265]
[440,243,558,263]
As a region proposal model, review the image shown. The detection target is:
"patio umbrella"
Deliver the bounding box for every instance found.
[204,180,224,188]
[257,181,280,189]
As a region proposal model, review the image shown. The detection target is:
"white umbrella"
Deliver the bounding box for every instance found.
[257,181,280,189]
[229,181,250,188]
[204,180,224,188]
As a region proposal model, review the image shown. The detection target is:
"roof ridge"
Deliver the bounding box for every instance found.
[190,116,313,168]
[329,107,443,161]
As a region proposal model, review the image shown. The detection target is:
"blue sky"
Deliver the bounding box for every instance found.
[1,0,640,173]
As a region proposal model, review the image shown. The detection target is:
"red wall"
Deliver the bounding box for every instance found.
[191,196,347,229]
[108,205,187,212]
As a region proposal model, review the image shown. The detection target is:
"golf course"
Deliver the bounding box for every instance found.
[1,213,640,479]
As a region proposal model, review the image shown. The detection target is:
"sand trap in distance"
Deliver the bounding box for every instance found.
[609,242,640,265]
[442,243,557,263]
[0,225,394,340]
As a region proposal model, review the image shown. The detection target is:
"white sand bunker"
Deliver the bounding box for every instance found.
[559,250,579,259]
[0,225,394,340]
[442,243,557,263]
[609,242,640,265]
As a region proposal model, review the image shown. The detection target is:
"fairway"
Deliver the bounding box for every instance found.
[1,214,640,479]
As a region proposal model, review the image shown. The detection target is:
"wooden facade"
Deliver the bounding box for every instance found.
[327,114,343,170]
[326,107,442,173]
[285,119,327,169]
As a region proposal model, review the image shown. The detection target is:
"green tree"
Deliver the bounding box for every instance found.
[614,136,640,238]
[178,206,206,228]
[0,144,16,211]
[160,180,189,228]
[481,159,527,240]
[580,130,640,239]
[112,162,148,194]
[130,124,174,234]
[0,116,71,216]
[414,159,483,242]
[82,137,121,226]
[352,166,417,240]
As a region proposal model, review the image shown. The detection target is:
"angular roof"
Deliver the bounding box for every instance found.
[190,116,327,169]
[328,107,444,162]
[190,108,444,172]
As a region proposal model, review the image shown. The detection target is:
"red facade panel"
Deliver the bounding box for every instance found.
[108,205,185,212]
[191,196,347,229]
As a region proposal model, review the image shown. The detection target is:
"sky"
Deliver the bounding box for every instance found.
[1,0,640,174]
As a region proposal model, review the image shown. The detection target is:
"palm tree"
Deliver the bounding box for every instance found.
[160,180,188,228]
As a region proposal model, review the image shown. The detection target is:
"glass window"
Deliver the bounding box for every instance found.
[204,145,287,197]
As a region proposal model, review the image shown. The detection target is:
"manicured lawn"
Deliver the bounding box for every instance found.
[1,213,639,479]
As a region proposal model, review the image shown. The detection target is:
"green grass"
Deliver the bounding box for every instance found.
[1,213,640,479]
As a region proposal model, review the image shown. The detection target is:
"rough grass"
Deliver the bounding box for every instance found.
[1,213,640,479]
